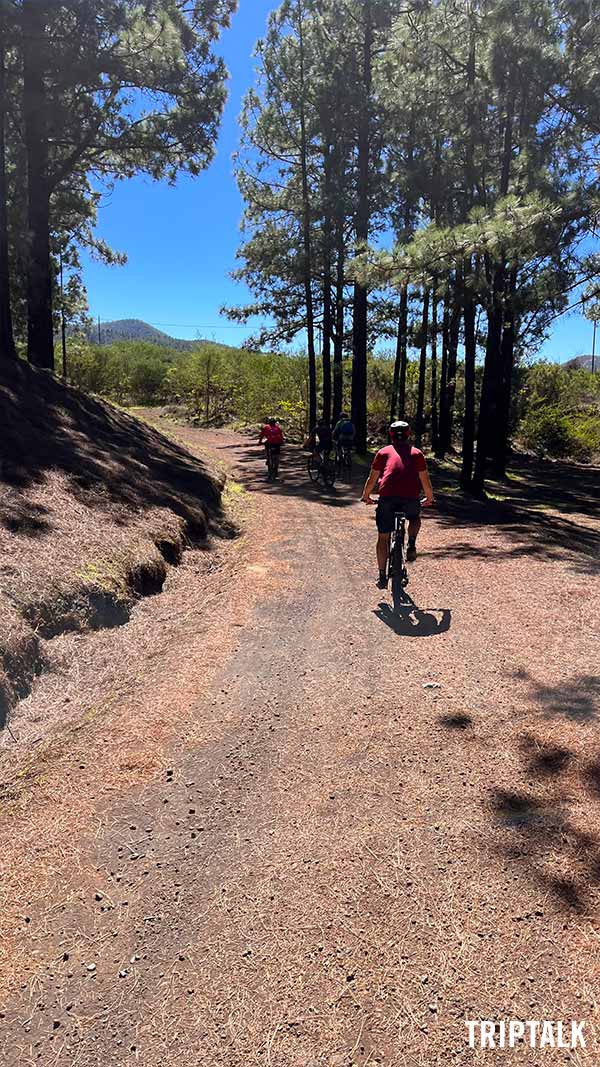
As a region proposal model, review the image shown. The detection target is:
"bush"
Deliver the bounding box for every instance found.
[520,405,599,461]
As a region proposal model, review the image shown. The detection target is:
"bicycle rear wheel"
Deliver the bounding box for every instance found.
[307,455,320,483]
[322,459,336,489]
[389,520,408,611]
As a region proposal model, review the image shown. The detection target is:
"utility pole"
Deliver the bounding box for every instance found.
[97,315,101,345]
[59,251,67,380]
[593,319,597,375]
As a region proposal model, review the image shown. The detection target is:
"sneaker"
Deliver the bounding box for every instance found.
[376,574,388,590]
[406,541,417,562]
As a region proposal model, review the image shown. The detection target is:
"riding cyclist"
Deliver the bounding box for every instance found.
[310,417,333,463]
[361,420,435,589]
[258,418,284,474]
[333,412,355,458]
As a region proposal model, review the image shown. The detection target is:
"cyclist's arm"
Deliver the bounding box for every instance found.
[419,468,435,506]
[361,467,380,504]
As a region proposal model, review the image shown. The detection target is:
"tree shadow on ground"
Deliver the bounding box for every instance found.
[0,361,231,539]
[523,670,600,723]
[230,443,360,509]
[431,454,600,576]
[439,713,473,729]
[374,596,452,638]
[486,673,600,912]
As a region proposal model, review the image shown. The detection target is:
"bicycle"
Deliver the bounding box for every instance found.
[388,508,410,610]
[307,448,336,489]
[265,444,280,481]
[335,442,353,477]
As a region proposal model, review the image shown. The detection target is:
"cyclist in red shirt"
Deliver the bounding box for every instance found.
[259,418,285,472]
[361,420,435,589]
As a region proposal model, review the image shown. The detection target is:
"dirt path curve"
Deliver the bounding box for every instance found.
[1,425,599,1066]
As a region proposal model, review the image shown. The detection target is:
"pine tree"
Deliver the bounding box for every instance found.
[12,0,236,370]
[0,2,15,360]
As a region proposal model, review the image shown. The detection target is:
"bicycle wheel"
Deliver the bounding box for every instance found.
[322,459,336,489]
[307,455,320,483]
[272,451,280,478]
[390,520,408,610]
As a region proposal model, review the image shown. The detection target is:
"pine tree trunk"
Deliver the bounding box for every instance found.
[351,0,373,454]
[322,282,332,422]
[333,239,344,423]
[446,293,460,452]
[491,268,518,478]
[472,90,514,495]
[321,138,334,422]
[0,29,15,360]
[459,19,477,488]
[437,297,450,458]
[297,4,317,428]
[415,288,430,448]
[472,265,505,496]
[461,262,476,490]
[23,0,54,370]
[390,284,408,422]
[430,282,439,452]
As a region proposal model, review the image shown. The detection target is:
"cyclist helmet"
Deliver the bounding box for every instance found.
[267,417,277,426]
[340,411,349,420]
[389,420,411,442]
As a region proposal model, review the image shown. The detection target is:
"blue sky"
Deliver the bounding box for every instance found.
[82,1,596,363]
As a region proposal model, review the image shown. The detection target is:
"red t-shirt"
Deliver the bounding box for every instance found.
[261,424,284,445]
[372,443,426,498]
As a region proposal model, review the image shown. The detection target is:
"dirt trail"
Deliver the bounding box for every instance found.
[1,425,599,1066]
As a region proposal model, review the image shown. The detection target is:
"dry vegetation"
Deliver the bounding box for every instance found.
[0,360,230,728]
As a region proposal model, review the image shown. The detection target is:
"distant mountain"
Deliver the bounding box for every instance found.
[88,319,205,352]
[563,354,598,372]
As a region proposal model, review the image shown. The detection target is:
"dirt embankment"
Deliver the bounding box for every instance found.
[0,362,230,729]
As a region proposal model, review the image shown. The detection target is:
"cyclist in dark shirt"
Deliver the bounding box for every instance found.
[311,418,333,456]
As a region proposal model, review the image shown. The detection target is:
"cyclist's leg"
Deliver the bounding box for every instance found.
[403,499,422,559]
[377,533,390,572]
[375,497,395,587]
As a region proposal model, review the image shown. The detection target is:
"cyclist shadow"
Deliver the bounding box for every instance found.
[374,596,452,638]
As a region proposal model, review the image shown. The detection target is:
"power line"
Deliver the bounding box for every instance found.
[147,321,253,330]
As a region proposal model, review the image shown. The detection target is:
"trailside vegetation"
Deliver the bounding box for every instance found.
[66,338,600,462]
[224,0,600,492]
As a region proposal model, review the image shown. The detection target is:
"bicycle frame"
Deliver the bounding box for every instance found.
[388,511,409,589]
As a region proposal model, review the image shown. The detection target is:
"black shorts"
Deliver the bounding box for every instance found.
[265,443,281,455]
[376,496,421,534]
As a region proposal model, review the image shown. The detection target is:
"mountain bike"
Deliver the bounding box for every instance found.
[265,444,281,481]
[335,442,353,478]
[307,449,336,489]
[388,508,410,609]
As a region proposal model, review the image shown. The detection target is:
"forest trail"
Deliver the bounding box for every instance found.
[1,423,599,1066]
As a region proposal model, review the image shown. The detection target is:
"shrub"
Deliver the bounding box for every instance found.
[520,405,599,461]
